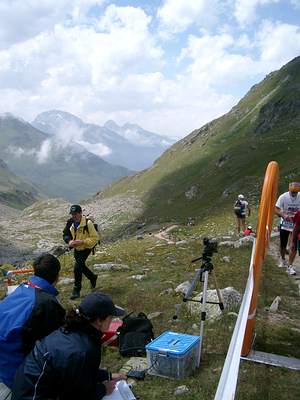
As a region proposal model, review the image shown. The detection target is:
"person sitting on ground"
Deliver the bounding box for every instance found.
[243,225,254,236]
[0,253,66,391]
[63,204,99,300]
[12,292,126,400]
[275,182,300,275]
[234,194,251,234]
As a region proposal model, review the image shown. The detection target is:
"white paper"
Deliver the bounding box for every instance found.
[102,380,136,400]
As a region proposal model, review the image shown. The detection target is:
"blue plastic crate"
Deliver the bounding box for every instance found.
[146,331,200,379]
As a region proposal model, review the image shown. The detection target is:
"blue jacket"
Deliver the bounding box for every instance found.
[12,325,110,400]
[0,276,65,388]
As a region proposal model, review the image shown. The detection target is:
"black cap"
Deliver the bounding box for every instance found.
[79,292,125,320]
[69,204,82,214]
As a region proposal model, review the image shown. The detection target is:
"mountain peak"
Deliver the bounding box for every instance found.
[32,110,85,135]
[104,120,121,131]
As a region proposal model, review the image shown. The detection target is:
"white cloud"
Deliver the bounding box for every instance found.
[77,140,111,157]
[157,0,223,34]
[37,139,53,163]
[256,21,300,69]
[290,0,300,9]
[179,33,260,87]
[0,0,103,49]
[234,0,280,26]
[0,2,299,140]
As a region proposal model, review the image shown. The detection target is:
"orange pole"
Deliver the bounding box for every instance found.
[241,161,279,356]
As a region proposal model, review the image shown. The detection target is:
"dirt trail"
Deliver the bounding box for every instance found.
[269,237,300,293]
[153,225,178,243]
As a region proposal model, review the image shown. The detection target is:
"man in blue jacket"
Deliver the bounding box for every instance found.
[0,253,66,390]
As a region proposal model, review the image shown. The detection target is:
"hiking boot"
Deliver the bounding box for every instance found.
[90,275,98,289]
[287,265,297,276]
[70,289,80,300]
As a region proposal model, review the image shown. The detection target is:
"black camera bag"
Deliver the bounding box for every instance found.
[118,312,154,357]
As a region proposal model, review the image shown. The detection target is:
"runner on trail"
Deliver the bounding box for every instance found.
[233,194,251,234]
[275,182,300,275]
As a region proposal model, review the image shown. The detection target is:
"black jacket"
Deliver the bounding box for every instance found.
[12,325,110,400]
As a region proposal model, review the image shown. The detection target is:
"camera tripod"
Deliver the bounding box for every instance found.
[173,253,224,367]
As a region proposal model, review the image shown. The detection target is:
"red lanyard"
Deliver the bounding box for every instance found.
[27,281,41,289]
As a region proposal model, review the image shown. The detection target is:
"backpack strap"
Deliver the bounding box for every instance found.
[83,218,90,235]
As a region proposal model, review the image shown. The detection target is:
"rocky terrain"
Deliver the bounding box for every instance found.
[0,194,144,264]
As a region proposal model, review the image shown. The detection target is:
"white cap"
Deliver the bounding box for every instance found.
[238,194,244,199]
[247,225,252,230]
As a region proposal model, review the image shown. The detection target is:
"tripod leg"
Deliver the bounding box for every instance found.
[198,270,209,367]
[211,269,224,311]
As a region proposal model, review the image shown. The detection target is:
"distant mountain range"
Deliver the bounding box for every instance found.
[0,114,131,203]
[0,111,174,206]
[32,111,174,171]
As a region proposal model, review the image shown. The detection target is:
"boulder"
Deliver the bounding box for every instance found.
[188,287,241,320]
[175,281,191,295]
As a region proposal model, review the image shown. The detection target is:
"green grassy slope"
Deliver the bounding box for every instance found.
[99,56,300,223]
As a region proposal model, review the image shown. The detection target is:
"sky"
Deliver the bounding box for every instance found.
[0,0,299,139]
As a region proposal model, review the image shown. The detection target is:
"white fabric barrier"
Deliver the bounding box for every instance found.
[214,240,255,400]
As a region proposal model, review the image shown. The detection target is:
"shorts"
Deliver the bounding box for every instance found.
[279,228,290,249]
[235,212,245,219]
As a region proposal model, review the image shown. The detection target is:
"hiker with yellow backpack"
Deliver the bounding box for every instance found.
[63,205,99,300]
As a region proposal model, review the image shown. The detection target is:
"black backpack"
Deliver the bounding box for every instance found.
[118,312,154,357]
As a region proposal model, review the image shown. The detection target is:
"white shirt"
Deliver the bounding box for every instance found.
[275,192,300,231]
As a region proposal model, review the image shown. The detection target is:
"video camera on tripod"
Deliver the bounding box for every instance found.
[192,237,218,266]
[172,237,224,367]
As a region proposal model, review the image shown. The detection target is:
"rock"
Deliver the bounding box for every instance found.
[174,385,189,396]
[147,311,163,320]
[219,241,235,247]
[235,236,254,248]
[216,154,229,167]
[269,296,281,312]
[221,256,231,263]
[34,240,67,256]
[185,185,199,200]
[175,281,191,295]
[93,263,130,271]
[188,287,241,320]
[175,240,187,246]
[52,245,69,257]
[145,252,155,256]
[57,277,74,285]
[130,275,146,281]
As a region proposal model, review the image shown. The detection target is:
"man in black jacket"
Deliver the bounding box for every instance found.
[0,253,66,390]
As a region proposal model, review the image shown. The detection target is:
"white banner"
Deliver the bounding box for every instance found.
[214,240,255,400]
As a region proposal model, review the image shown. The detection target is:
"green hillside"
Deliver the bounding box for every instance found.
[99,56,300,223]
[0,159,43,209]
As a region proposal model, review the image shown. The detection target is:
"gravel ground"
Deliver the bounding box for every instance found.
[0,194,143,264]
